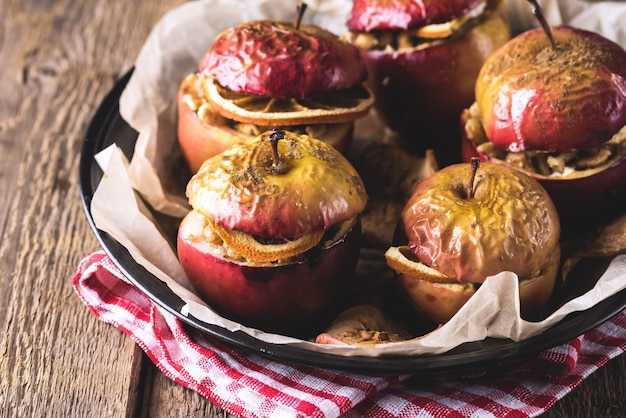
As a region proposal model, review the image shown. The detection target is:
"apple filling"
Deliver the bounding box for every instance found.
[463,102,626,179]
[344,0,497,52]
[186,209,358,266]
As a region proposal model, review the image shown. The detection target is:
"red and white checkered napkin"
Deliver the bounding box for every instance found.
[73,251,626,418]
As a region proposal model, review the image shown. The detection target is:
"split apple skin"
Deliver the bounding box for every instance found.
[177,210,361,334]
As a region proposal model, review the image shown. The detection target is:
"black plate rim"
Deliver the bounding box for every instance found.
[78,69,626,375]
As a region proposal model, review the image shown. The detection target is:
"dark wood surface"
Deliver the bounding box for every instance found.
[0,0,624,416]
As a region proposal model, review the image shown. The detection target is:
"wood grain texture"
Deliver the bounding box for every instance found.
[0,0,189,416]
[0,0,624,417]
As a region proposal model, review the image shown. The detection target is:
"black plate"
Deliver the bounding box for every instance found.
[79,70,626,375]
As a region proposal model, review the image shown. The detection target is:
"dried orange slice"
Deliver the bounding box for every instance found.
[384,245,457,283]
[182,73,354,146]
[208,217,324,263]
[203,76,375,126]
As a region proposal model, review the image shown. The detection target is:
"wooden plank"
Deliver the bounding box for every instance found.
[0,0,186,416]
[142,363,237,418]
[545,354,626,417]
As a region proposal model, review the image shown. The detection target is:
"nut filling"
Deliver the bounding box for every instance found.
[344,0,496,52]
[464,102,626,178]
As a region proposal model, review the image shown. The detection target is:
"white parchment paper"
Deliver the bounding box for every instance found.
[91,0,626,356]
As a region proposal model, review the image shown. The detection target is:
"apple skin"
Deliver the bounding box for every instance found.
[389,161,561,324]
[348,0,486,32]
[177,17,368,172]
[200,20,367,99]
[400,162,560,285]
[461,133,626,233]
[460,25,626,231]
[395,275,474,325]
[177,84,247,173]
[358,12,509,165]
[177,210,362,334]
[187,131,368,239]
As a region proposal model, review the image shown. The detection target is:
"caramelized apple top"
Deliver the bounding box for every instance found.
[200,20,368,99]
[476,25,626,153]
[186,130,367,239]
[347,0,487,32]
[401,162,560,284]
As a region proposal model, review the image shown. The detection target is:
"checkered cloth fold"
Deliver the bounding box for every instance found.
[73,251,626,418]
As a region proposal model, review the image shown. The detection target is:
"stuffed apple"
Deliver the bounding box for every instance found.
[178,6,375,173]
[345,0,510,165]
[462,25,626,232]
[385,159,561,324]
[177,129,368,334]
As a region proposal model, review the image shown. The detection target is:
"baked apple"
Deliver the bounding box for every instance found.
[345,0,510,165]
[462,25,626,233]
[385,159,561,324]
[178,4,375,173]
[315,304,413,346]
[177,129,368,334]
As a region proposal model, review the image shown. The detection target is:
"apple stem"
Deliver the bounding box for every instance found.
[295,1,307,30]
[469,157,480,199]
[268,129,288,174]
[526,0,556,49]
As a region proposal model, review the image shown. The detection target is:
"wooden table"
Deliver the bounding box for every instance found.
[1,0,625,416]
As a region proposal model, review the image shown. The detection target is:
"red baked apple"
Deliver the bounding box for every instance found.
[462,25,626,233]
[177,129,368,335]
[178,5,374,173]
[385,159,561,324]
[345,0,510,165]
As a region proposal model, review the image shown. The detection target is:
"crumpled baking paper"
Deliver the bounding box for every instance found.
[90,0,626,356]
